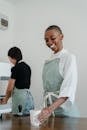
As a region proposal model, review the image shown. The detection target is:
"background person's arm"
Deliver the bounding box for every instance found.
[1,79,15,104]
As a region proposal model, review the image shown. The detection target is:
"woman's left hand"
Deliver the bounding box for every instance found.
[0,99,2,104]
[1,97,7,104]
[38,107,52,123]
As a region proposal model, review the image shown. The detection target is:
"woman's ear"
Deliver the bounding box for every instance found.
[60,34,64,40]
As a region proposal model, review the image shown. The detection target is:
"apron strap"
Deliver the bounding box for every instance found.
[43,91,59,117]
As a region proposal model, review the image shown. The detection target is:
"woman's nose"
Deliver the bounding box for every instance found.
[47,39,53,46]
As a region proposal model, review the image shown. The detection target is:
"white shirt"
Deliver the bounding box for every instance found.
[46,48,78,109]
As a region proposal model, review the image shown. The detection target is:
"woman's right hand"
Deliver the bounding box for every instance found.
[38,107,52,123]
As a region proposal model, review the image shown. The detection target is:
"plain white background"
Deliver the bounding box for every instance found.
[0,0,87,117]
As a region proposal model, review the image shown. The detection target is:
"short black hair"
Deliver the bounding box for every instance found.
[8,47,22,62]
[45,25,63,34]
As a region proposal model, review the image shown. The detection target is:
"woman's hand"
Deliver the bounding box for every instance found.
[1,97,7,104]
[38,107,52,123]
[0,99,2,104]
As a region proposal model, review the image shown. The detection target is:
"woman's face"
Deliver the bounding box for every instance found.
[44,29,63,53]
[8,56,17,65]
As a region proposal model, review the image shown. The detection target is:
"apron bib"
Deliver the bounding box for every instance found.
[42,58,79,117]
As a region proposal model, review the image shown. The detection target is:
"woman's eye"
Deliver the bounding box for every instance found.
[45,37,56,43]
[45,39,48,43]
[51,38,56,40]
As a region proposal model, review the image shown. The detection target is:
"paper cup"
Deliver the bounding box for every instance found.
[30,109,41,127]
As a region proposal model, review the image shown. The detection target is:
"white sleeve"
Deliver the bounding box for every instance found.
[58,54,78,109]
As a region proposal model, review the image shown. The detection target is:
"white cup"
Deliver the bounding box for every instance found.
[30,109,41,127]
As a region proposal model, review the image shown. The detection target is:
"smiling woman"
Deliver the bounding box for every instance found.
[38,25,79,123]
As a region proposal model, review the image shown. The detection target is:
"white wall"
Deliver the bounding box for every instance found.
[0,0,15,104]
[1,0,87,117]
[0,0,15,62]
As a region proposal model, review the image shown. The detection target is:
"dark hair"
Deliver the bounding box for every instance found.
[8,47,22,62]
[45,25,63,34]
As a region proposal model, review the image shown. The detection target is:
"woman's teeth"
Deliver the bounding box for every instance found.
[50,44,55,49]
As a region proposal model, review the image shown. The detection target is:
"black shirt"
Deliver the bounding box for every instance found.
[11,61,31,89]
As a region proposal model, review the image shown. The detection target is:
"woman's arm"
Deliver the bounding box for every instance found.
[38,97,68,123]
[49,97,68,112]
[1,79,15,104]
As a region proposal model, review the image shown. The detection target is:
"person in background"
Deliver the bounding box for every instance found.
[38,25,79,123]
[0,47,34,115]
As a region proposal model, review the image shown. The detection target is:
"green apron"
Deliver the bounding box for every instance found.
[12,87,34,115]
[42,58,79,117]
